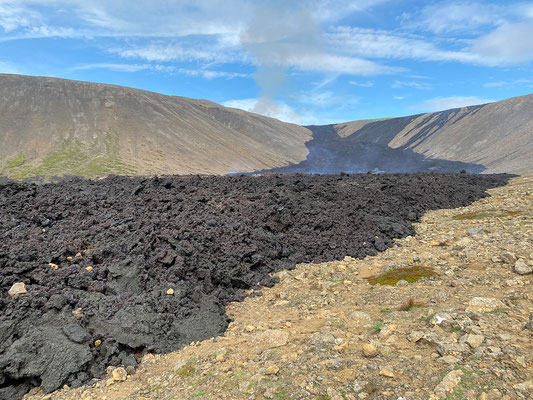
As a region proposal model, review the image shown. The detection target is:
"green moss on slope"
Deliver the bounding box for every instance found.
[6,131,136,180]
[6,153,26,168]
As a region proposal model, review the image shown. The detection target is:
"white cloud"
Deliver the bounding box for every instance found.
[349,80,374,87]
[411,2,507,34]
[0,0,388,38]
[222,97,319,124]
[483,78,533,88]
[327,26,479,64]
[71,63,175,73]
[471,22,533,65]
[483,81,506,88]
[311,0,389,22]
[0,2,42,32]
[288,52,399,75]
[412,96,494,112]
[111,41,246,64]
[292,91,344,107]
[178,68,249,80]
[71,63,248,80]
[392,80,432,90]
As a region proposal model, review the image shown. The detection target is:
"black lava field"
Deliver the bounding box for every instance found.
[0,173,510,399]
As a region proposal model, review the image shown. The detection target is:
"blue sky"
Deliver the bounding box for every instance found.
[1,0,532,125]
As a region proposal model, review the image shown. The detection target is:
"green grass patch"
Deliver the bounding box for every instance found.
[370,321,385,334]
[6,153,26,168]
[6,131,136,180]
[367,265,438,286]
[274,389,289,399]
[442,366,486,400]
[176,359,197,377]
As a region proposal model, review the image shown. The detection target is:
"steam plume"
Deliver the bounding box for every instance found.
[240,1,320,116]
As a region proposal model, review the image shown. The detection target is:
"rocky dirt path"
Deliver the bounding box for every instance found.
[25,176,532,400]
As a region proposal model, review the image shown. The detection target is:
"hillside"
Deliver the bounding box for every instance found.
[333,94,533,174]
[0,74,311,179]
[0,74,532,178]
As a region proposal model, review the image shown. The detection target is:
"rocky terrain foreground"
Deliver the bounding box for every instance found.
[24,175,533,400]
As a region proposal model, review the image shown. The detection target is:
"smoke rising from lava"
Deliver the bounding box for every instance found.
[240,1,321,117]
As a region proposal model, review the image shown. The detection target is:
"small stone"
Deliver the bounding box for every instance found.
[67,256,73,261]
[525,313,533,331]
[468,226,484,236]
[251,330,288,349]
[407,331,425,342]
[166,288,174,295]
[125,365,136,376]
[514,380,533,391]
[49,263,59,271]
[434,370,464,397]
[514,259,532,275]
[466,297,505,313]
[8,282,27,297]
[245,325,255,333]
[501,252,517,264]
[440,355,460,364]
[464,334,484,349]
[94,340,102,348]
[215,354,225,362]
[72,308,84,320]
[344,280,352,285]
[112,367,127,381]
[362,343,379,358]
[265,365,280,375]
[485,389,502,400]
[395,279,409,287]
[85,266,93,272]
[76,252,82,258]
[379,368,394,378]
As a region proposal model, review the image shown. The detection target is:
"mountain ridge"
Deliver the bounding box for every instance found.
[0,73,531,178]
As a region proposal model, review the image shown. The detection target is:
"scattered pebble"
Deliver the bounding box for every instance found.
[362,343,379,358]
[379,368,395,378]
[72,308,84,320]
[514,258,532,275]
[111,367,127,382]
[8,282,27,297]
[265,365,280,375]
